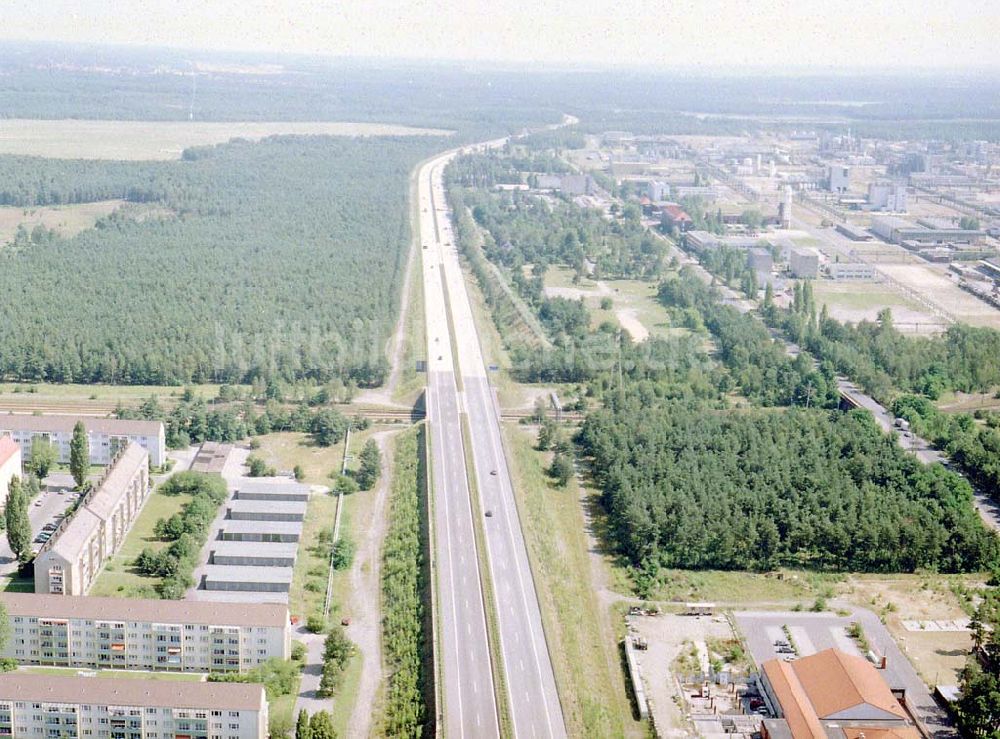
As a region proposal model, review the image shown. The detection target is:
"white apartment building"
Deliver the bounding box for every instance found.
[0,435,21,507]
[0,415,166,468]
[1,593,290,672]
[34,444,150,596]
[0,673,267,739]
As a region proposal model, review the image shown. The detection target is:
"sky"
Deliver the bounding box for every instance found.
[2,0,998,70]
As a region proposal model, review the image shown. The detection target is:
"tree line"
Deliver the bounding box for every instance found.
[0,135,442,386]
[579,400,998,574]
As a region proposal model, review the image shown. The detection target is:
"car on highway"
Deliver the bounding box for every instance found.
[489,469,497,476]
[485,510,494,517]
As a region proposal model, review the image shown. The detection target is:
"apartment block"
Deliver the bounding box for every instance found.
[0,415,165,468]
[34,444,150,595]
[0,436,21,507]
[1,593,290,672]
[0,673,267,739]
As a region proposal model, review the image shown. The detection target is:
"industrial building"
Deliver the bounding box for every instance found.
[871,215,983,245]
[0,414,166,468]
[226,499,307,522]
[0,436,21,507]
[827,165,850,194]
[233,479,310,502]
[210,541,299,567]
[747,248,774,277]
[218,520,302,543]
[203,566,293,593]
[647,180,670,201]
[0,592,290,672]
[34,444,150,596]
[0,673,268,739]
[660,204,693,231]
[789,248,819,279]
[828,262,877,281]
[867,181,908,212]
[835,222,874,241]
[758,649,918,739]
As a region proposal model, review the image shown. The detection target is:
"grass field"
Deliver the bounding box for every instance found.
[0,120,452,160]
[0,200,124,244]
[811,281,943,332]
[647,568,843,607]
[839,573,986,686]
[89,487,194,598]
[505,423,639,738]
[0,382,231,416]
[543,265,682,342]
[18,666,205,681]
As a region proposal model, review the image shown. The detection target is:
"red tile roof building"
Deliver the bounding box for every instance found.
[760,649,920,739]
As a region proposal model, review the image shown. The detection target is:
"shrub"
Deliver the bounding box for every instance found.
[305,614,327,634]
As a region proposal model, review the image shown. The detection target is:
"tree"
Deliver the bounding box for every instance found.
[293,465,305,482]
[355,439,381,490]
[330,474,359,495]
[548,449,573,487]
[537,418,557,451]
[310,409,347,447]
[69,421,89,489]
[308,711,337,739]
[0,601,10,653]
[247,455,275,477]
[295,709,312,739]
[4,478,32,562]
[28,437,57,479]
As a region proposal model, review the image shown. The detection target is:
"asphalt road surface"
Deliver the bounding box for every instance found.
[420,152,501,737]
[0,479,79,575]
[425,147,567,736]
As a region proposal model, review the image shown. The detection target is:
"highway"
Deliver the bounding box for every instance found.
[432,162,567,738]
[419,132,567,735]
[419,153,500,737]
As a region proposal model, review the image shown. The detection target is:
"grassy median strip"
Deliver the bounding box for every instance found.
[460,414,513,738]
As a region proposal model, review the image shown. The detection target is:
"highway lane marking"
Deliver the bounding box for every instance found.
[469,376,561,739]
[424,156,501,737]
[434,163,561,733]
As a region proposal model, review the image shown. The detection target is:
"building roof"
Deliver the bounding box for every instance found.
[227,499,307,515]
[191,441,233,474]
[234,479,311,496]
[764,660,827,739]
[0,673,264,711]
[0,414,162,437]
[841,729,921,739]
[790,649,908,720]
[46,507,103,561]
[1,592,288,628]
[763,649,913,739]
[662,204,692,220]
[0,435,19,466]
[210,541,300,559]
[84,444,148,521]
[203,565,294,584]
[221,520,303,534]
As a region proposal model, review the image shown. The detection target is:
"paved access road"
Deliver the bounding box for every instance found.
[427,150,567,736]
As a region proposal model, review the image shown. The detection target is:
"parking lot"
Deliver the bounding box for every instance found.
[0,479,80,575]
